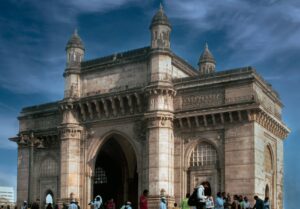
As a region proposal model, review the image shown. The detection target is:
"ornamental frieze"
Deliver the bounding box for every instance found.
[174,90,224,110]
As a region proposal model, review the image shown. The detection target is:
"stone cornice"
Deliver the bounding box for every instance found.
[12,130,59,148]
[173,67,255,90]
[174,105,289,140]
[249,108,290,139]
[19,101,59,118]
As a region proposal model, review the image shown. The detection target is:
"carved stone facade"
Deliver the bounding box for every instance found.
[11,6,289,209]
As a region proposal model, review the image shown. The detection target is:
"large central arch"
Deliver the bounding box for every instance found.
[92,133,138,209]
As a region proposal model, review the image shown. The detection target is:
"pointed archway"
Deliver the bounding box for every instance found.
[93,134,138,209]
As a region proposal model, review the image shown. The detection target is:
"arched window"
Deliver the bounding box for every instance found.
[45,191,53,204]
[189,143,217,167]
[94,167,107,184]
[264,146,273,173]
[40,158,58,177]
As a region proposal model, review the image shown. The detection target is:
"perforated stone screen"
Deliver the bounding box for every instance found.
[189,143,217,167]
[94,167,107,184]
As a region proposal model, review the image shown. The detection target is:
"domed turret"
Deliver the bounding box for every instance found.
[64,29,84,99]
[150,4,171,49]
[65,29,85,68]
[66,29,84,51]
[198,43,216,75]
[150,3,171,29]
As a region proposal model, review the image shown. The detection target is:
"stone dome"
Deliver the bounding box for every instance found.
[198,43,215,65]
[66,29,85,50]
[150,4,171,29]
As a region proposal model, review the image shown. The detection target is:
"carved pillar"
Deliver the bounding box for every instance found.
[187,117,191,128]
[238,111,242,122]
[145,87,176,209]
[203,115,207,127]
[195,116,199,127]
[110,97,117,117]
[127,95,134,114]
[212,114,216,126]
[79,103,86,121]
[117,96,125,115]
[59,105,83,205]
[220,113,224,124]
[135,93,142,112]
[101,99,109,118]
[93,100,101,118]
[86,102,93,120]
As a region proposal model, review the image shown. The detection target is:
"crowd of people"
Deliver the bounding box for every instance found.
[17,185,271,209]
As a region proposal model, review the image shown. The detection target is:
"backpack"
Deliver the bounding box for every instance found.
[188,188,198,206]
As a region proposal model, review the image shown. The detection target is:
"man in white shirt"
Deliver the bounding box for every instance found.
[196,184,207,209]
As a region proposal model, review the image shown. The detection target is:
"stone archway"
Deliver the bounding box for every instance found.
[186,141,220,195]
[92,134,138,209]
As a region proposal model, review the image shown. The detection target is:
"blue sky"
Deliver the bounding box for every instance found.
[0,0,299,207]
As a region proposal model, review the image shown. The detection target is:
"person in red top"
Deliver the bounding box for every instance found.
[140,190,149,209]
[106,198,115,209]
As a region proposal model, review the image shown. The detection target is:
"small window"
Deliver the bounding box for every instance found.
[94,167,107,184]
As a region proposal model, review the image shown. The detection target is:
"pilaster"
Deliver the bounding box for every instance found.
[59,102,83,205]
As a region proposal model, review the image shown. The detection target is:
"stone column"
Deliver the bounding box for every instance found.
[17,144,29,208]
[59,105,83,206]
[145,112,175,209]
[144,82,176,209]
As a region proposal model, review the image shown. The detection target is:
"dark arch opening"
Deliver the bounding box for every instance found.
[93,136,138,209]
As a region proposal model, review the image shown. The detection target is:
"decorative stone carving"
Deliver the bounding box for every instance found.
[60,126,83,140]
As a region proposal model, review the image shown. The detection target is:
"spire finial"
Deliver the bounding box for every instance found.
[74,28,78,35]
[205,42,208,49]
[159,2,163,11]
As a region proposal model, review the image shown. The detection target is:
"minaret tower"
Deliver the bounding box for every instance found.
[198,43,216,75]
[58,29,84,206]
[145,4,176,209]
[64,29,85,99]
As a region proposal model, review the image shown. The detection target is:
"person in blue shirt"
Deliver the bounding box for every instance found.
[160,197,167,209]
[215,192,224,209]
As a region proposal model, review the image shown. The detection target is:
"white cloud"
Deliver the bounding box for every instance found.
[165,0,300,65]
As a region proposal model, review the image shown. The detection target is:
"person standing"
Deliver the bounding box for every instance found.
[252,196,264,209]
[106,199,115,209]
[205,196,214,209]
[46,203,53,209]
[180,193,190,209]
[21,201,28,209]
[215,192,224,209]
[69,200,77,209]
[196,184,207,209]
[139,190,149,209]
[263,197,270,209]
[231,195,240,209]
[160,197,167,209]
[173,203,180,209]
[89,195,102,209]
[31,199,39,209]
[243,197,251,209]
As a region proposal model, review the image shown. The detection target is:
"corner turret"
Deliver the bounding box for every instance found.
[64,29,84,99]
[198,43,216,75]
[66,29,85,68]
[150,4,171,50]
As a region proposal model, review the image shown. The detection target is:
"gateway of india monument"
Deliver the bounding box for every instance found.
[10,5,290,209]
